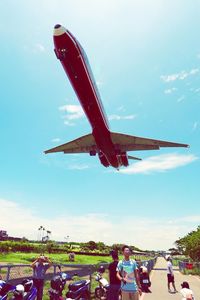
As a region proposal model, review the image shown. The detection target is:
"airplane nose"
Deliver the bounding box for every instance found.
[54,24,61,29]
[54,24,66,36]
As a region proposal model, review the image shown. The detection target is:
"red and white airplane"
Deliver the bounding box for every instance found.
[45,24,188,169]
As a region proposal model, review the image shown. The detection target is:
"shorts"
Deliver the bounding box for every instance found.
[121,290,139,300]
[167,274,174,283]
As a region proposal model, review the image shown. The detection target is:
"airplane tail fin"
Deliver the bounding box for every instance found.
[128,155,142,161]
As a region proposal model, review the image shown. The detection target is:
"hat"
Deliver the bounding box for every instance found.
[181,281,190,289]
[165,255,171,260]
[141,266,148,273]
[61,273,67,280]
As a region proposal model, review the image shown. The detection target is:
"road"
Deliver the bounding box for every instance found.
[140,257,200,299]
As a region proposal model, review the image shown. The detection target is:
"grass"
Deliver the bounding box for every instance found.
[182,267,200,276]
[0,252,152,265]
[0,252,110,264]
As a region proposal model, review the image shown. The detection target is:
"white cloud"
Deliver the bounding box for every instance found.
[177,95,185,103]
[1,198,200,250]
[68,164,89,170]
[108,114,136,121]
[41,156,90,171]
[164,88,177,94]
[120,153,198,175]
[190,69,199,75]
[63,120,75,126]
[117,106,125,112]
[161,68,199,83]
[96,80,103,87]
[51,138,61,143]
[34,43,46,53]
[192,121,199,131]
[59,104,84,126]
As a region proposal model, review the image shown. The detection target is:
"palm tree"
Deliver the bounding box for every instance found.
[42,227,46,242]
[64,236,69,243]
[38,226,43,241]
[46,230,51,240]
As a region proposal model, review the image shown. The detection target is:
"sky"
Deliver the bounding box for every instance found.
[0,0,200,250]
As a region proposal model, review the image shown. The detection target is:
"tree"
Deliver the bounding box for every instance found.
[38,226,43,241]
[168,248,180,255]
[175,226,200,261]
[83,241,97,251]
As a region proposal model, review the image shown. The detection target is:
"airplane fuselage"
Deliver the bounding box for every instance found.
[54,26,124,168]
[47,25,188,168]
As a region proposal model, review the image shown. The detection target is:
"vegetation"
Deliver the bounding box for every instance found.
[0,252,110,264]
[0,240,146,254]
[175,226,200,261]
[182,267,200,276]
[0,252,152,265]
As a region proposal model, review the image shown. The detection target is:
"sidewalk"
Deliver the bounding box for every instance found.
[140,257,200,300]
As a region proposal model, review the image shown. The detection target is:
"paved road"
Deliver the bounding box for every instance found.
[140,257,200,300]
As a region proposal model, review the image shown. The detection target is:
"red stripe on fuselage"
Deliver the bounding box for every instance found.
[53,30,121,168]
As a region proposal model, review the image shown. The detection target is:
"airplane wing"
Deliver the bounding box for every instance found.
[110,132,189,152]
[44,133,97,154]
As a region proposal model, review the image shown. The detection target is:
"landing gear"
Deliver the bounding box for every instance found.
[89,150,96,156]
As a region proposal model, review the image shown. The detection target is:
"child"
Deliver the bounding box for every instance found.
[180,282,195,300]
[139,266,151,293]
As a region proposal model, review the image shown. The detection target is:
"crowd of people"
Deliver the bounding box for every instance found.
[165,255,195,299]
[106,246,195,300]
[1,246,195,300]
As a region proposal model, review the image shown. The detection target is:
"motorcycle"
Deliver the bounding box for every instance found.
[49,266,90,300]
[48,267,71,300]
[0,280,15,300]
[66,276,90,300]
[94,266,109,300]
[0,279,37,300]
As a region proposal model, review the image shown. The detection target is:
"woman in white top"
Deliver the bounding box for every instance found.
[180,281,195,300]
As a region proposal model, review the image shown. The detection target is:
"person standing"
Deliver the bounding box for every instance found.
[31,255,52,300]
[116,245,142,300]
[108,250,121,300]
[166,255,177,293]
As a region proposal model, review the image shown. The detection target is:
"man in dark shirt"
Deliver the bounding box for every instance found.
[108,250,121,300]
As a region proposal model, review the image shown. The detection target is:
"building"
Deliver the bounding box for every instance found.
[0,230,22,241]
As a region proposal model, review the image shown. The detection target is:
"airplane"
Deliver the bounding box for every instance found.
[44,24,189,169]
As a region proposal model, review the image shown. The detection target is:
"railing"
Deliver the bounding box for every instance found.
[0,263,95,292]
[0,257,157,286]
[179,261,200,272]
[138,257,157,273]
[97,257,157,274]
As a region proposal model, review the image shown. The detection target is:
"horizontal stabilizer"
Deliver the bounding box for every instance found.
[44,133,97,154]
[110,132,189,152]
[128,155,142,161]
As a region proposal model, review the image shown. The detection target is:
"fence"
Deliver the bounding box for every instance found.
[0,263,95,292]
[0,257,157,287]
[98,257,157,274]
[179,261,200,272]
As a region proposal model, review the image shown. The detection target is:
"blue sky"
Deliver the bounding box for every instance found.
[0,0,200,250]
